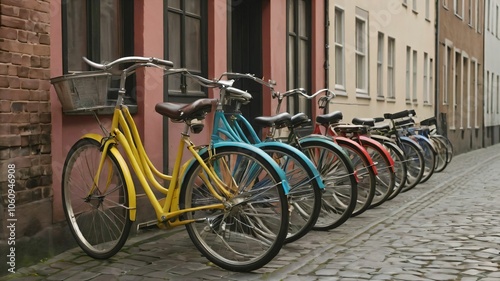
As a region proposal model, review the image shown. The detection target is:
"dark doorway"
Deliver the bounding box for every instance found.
[229,0,263,137]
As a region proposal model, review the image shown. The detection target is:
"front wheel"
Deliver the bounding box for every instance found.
[400,138,425,192]
[180,145,289,272]
[62,138,132,259]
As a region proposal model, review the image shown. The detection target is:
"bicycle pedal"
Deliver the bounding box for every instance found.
[137,220,161,231]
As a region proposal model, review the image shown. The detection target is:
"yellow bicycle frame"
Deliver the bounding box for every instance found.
[84,105,229,228]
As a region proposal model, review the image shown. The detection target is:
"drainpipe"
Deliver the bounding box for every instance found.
[434,0,441,133]
[324,0,329,90]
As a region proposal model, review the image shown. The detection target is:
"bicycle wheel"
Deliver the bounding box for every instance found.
[434,134,453,164]
[430,136,448,172]
[359,138,395,208]
[257,144,322,244]
[62,138,132,259]
[399,138,425,192]
[334,138,375,217]
[411,135,436,183]
[298,138,358,230]
[379,140,407,200]
[180,145,289,272]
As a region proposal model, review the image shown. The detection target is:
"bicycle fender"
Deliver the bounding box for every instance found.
[182,142,290,194]
[359,135,396,172]
[400,136,425,153]
[255,142,325,190]
[411,134,437,154]
[333,136,377,172]
[81,133,137,221]
[297,134,350,159]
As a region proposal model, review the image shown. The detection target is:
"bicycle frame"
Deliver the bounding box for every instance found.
[85,105,231,227]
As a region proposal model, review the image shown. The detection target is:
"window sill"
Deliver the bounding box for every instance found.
[387,97,396,103]
[376,96,385,101]
[334,87,347,97]
[356,92,370,100]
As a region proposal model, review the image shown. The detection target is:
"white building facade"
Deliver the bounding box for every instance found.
[328,0,435,122]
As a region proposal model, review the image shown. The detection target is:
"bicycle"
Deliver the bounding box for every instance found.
[407,111,451,172]
[207,72,358,231]
[370,110,426,192]
[51,56,292,272]
[309,91,396,210]
[388,110,437,183]
[164,69,324,243]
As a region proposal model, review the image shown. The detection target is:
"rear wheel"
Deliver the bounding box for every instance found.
[411,135,436,183]
[399,138,425,192]
[430,136,448,172]
[380,141,407,200]
[258,144,322,244]
[62,138,132,259]
[299,139,358,230]
[180,145,289,272]
[334,139,375,217]
[360,139,395,208]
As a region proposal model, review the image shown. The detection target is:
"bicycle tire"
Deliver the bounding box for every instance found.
[411,135,436,183]
[333,138,375,217]
[378,140,407,200]
[297,138,358,230]
[399,138,425,192]
[180,145,289,272]
[430,136,448,172]
[359,137,395,208]
[62,138,132,259]
[257,144,322,244]
[434,134,453,164]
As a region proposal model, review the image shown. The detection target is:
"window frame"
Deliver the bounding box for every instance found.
[387,37,396,100]
[334,6,346,92]
[355,8,369,97]
[164,0,208,101]
[377,32,384,99]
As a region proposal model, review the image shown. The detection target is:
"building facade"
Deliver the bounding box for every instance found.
[437,0,485,154]
[327,0,435,123]
[484,0,500,146]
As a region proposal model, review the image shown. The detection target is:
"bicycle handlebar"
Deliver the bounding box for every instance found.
[83,56,174,71]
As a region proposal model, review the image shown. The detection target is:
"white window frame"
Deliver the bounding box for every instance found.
[412,50,418,102]
[377,32,384,98]
[429,58,434,105]
[462,52,469,130]
[387,37,396,100]
[423,52,429,104]
[454,0,464,19]
[473,60,478,128]
[468,0,474,27]
[355,9,369,96]
[425,0,430,20]
[406,46,411,102]
[413,0,418,12]
[334,6,346,92]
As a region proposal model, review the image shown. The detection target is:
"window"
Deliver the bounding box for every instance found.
[377,32,384,98]
[334,7,345,90]
[486,70,490,114]
[495,5,499,37]
[426,0,430,20]
[166,0,208,99]
[413,0,418,12]
[468,0,473,26]
[472,61,478,127]
[403,0,408,6]
[423,53,429,103]
[488,0,491,31]
[387,37,395,99]
[453,50,461,129]
[62,0,135,107]
[287,0,311,114]
[462,56,468,129]
[470,60,476,128]
[406,46,411,102]
[443,0,449,9]
[413,50,418,102]
[454,0,464,18]
[355,8,369,95]
[429,58,434,105]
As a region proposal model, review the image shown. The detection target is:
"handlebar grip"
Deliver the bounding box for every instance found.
[151,58,174,68]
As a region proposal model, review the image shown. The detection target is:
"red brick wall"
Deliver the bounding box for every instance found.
[0,0,53,239]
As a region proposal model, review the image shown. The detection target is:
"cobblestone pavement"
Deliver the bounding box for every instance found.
[4,144,500,281]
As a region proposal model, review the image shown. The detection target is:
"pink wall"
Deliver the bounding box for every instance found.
[50,0,165,222]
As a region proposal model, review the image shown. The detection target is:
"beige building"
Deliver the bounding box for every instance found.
[328,0,435,122]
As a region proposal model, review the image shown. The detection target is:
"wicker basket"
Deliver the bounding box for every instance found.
[50,72,111,112]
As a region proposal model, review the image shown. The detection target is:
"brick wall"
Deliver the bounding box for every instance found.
[0,0,52,244]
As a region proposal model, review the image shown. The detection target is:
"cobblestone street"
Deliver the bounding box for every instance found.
[4,144,500,281]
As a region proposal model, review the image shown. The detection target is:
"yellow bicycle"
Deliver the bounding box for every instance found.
[51,56,290,272]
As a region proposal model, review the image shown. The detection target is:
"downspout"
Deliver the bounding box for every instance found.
[324,0,329,90]
[434,0,441,133]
